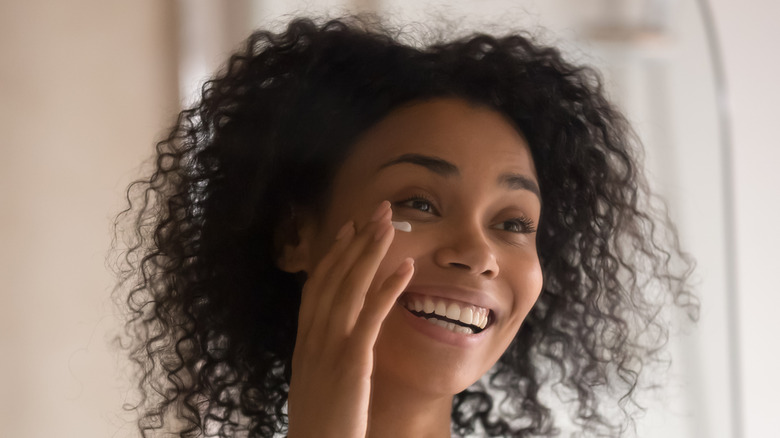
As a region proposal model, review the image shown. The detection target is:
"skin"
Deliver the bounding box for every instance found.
[280,98,544,438]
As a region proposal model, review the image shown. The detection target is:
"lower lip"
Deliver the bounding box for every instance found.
[397,303,489,348]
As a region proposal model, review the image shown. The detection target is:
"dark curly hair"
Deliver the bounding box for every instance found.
[114,15,697,437]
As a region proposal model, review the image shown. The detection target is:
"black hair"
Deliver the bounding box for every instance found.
[114,15,697,437]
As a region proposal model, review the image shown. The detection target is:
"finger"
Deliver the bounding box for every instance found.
[351,258,415,348]
[309,203,392,334]
[297,220,355,342]
[297,201,389,343]
[326,217,395,335]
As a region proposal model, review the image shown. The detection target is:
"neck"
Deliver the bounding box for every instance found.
[366,377,453,438]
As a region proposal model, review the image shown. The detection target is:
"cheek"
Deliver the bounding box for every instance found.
[373,230,420,280]
[525,257,544,302]
[506,253,544,322]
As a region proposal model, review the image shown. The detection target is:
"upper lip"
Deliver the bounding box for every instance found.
[401,284,500,319]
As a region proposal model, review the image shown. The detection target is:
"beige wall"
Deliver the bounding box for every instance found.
[1,1,778,437]
[0,1,178,437]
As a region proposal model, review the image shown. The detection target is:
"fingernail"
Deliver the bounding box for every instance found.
[335,221,354,240]
[371,201,391,222]
[396,258,414,275]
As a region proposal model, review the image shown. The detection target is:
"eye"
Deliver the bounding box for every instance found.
[396,195,438,215]
[494,217,536,234]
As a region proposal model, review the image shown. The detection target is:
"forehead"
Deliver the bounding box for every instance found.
[342,98,537,177]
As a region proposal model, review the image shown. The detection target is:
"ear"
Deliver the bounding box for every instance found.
[274,210,315,274]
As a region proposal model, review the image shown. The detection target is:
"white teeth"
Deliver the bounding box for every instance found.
[445,302,460,321]
[454,325,472,334]
[424,317,475,334]
[434,301,447,317]
[430,318,447,328]
[470,310,483,329]
[405,295,490,332]
[423,297,435,314]
[460,307,473,326]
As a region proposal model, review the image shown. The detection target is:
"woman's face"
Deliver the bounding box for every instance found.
[295,98,543,396]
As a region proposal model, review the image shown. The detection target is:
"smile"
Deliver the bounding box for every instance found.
[401,293,491,335]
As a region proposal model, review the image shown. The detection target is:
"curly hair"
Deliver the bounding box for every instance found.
[114,15,697,437]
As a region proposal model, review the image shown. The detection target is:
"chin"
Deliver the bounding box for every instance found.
[372,305,498,397]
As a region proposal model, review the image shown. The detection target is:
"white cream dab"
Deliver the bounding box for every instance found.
[391,221,412,232]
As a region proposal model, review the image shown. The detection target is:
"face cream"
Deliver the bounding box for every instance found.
[391,221,412,232]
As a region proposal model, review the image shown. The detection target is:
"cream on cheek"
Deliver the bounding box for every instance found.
[392,221,412,232]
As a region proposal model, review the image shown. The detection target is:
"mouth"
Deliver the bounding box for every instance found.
[400,292,492,335]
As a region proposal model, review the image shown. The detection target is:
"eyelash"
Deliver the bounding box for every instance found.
[498,216,537,234]
[396,194,438,214]
[395,195,536,234]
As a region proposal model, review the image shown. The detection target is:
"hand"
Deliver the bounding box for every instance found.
[287,201,415,438]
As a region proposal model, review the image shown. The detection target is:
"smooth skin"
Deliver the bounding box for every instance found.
[280,98,544,438]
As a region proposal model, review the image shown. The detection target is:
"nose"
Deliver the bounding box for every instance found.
[433,224,499,279]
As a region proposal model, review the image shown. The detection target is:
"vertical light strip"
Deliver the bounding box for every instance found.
[694,0,742,437]
[176,0,252,107]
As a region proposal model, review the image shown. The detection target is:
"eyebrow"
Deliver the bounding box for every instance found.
[499,173,541,199]
[378,153,459,177]
[379,153,541,200]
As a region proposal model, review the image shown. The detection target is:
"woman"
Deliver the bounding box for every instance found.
[116,15,696,437]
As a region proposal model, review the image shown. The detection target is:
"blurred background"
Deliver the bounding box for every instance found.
[1,0,777,437]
